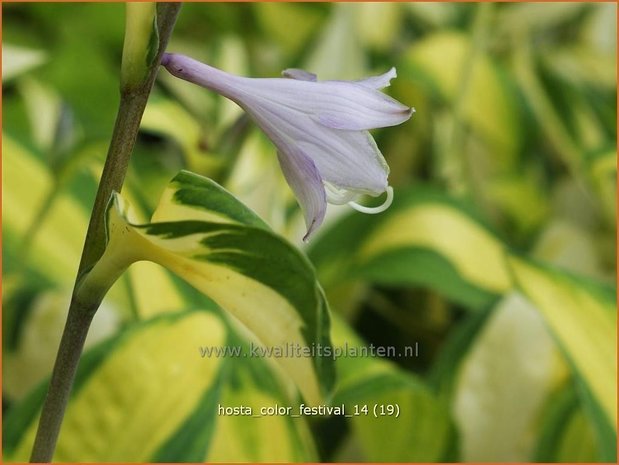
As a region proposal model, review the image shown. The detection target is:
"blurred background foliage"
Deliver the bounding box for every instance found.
[2,2,617,462]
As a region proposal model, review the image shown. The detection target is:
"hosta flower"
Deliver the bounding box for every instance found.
[161,52,413,240]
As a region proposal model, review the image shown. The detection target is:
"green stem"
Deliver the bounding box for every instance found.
[29,4,181,462]
[27,302,96,463]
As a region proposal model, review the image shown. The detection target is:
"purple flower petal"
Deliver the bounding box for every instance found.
[282,68,318,82]
[160,53,413,240]
[298,130,389,194]
[353,67,397,89]
[313,83,413,130]
[162,53,242,101]
[276,147,327,241]
[228,78,413,131]
[245,100,389,195]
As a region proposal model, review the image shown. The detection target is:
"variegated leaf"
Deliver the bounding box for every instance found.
[77,170,334,405]
[4,310,317,462]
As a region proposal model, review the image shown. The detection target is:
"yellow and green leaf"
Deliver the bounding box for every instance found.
[79,170,334,405]
[2,134,87,282]
[331,316,454,462]
[535,383,600,462]
[404,31,522,165]
[206,349,317,462]
[452,293,566,461]
[1,132,178,320]
[5,310,225,462]
[508,256,617,457]
[4,310,317,462]
[309,186,511,310]
[140,95,219,174]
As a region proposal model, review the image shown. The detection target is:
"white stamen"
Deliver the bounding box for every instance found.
[348,186,394,214]
[325,183,358,205]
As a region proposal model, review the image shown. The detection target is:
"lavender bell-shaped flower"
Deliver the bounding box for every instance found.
[161,52,414,240]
